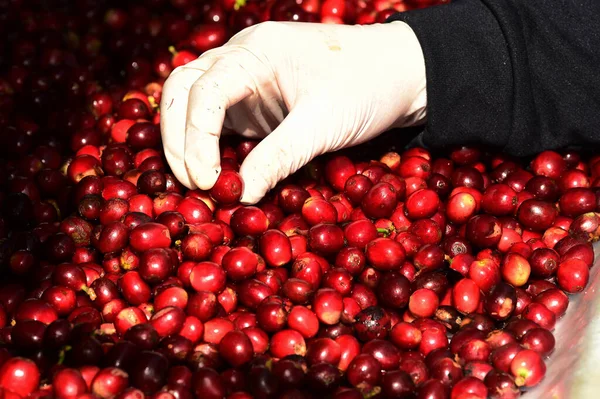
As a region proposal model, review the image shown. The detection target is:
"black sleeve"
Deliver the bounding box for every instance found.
[387,0,600,157]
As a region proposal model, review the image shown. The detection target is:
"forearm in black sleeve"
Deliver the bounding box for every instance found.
[388,0,600,156]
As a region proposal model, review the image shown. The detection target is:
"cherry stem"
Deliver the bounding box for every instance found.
[294,228,309,237]
[376,227,393,237]
[58,345,72,365]
[82,285,97,301]
[234,0,247,11]
[148,96,158,110]
[363,386,382,399]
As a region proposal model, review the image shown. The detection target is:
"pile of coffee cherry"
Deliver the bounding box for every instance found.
[0,0,597,398]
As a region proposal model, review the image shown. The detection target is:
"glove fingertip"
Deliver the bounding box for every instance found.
[239,190,263,206]
[185,157,221,191]
[163,151,197,190]
[238,170,268,205]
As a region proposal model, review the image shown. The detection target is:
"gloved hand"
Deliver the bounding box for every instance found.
[160,20,427,204]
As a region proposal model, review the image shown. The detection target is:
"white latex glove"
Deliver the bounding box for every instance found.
[160,21,427,204]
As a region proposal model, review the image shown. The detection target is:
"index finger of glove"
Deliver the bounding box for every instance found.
[160,59,213,189]
[184,60,254,190]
